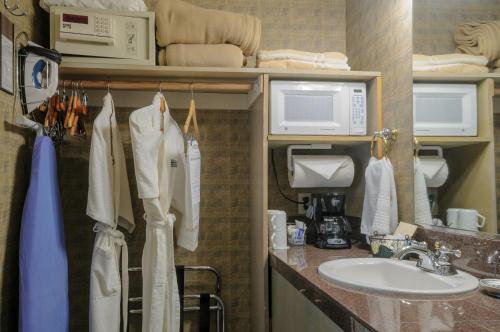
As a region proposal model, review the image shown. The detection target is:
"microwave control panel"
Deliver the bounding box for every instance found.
[349,85,367,135]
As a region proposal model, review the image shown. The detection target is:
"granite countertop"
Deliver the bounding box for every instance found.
[269,245,500,332]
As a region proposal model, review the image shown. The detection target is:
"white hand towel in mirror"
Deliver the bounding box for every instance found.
[414,158,433,226]
[361,157,398,236]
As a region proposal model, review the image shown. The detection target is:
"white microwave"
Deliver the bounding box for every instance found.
[270,81,367,135]
[413,84,477,136]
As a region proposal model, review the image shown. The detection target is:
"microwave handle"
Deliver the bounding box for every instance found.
[286,144,332,171]
[418,145,443,158]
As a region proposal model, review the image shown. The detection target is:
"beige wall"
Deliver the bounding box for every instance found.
[0,3,47,329]
[347,0,414,222]
[146,0,347,53]
[413,0,500,54]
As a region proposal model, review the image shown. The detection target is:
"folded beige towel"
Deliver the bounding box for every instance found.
[158,44,245,67]
[258,59,350,71]
[413,53,488,66]
[258,49,348,65]
[155,0,261,56]
[413,63,489,73]
[455,21,500,63]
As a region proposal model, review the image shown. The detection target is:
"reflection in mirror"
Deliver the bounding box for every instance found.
[412,0,500,235]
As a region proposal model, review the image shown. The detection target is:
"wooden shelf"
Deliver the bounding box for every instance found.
[60,62,265,81]
[266,69,381,81]
[267,135,372,147]
[413,72,500,83]
[416,136,491,147]
[60,62,381,82]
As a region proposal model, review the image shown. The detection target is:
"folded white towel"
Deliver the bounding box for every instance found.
[414,158,433,226]
[413,53,488,66]
[258,49,348,65]
[258,59,351,71]
[413,63,489,73]
[361,157,398,236]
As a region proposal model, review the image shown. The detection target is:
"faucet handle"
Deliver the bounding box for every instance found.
[437,246,461,262]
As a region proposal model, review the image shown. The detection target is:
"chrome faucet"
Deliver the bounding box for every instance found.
[394,241,461,276]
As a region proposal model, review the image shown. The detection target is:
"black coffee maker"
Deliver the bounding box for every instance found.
[311,192,351,249]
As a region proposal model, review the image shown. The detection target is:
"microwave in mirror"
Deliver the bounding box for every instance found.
[270,81,367,136]
[413,83,477,136]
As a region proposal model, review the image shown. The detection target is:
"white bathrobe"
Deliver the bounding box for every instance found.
[87,93,134,332]
[129,93,196,332]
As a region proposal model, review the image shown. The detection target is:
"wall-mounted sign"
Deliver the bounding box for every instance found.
[1,14,14,94]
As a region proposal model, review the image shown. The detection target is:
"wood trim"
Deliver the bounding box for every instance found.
[376,76,383,158]
[249,74,269,332]
[59,80,252,94]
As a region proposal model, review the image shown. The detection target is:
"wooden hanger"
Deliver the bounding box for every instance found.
[183,86,200,141]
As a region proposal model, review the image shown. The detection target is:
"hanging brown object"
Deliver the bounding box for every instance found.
[44,96,54,127]
[67,94,79,129]
[69,115,79,136]
[64,93,75,128]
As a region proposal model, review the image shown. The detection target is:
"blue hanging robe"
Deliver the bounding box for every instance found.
[19,136,69,332]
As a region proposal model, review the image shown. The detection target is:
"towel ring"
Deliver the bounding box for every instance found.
[370,128,398,158]
[370,136,389,158]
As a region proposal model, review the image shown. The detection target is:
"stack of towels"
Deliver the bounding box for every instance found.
[257,50,351,71]
[413,53,489,73]
[455,21,500,72]
[155,0,261,67]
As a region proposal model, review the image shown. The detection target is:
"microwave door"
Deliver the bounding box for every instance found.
[413,85,477,136]
[277,87,350,135]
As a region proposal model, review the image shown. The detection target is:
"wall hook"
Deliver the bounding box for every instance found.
[4,0,27,16]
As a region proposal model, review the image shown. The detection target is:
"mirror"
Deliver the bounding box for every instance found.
[412,0,500,235]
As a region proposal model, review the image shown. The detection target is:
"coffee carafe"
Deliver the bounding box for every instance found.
[311,192,351,249]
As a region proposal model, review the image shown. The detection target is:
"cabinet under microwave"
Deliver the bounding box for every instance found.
[270,81,367,136]
[413,84,477,136]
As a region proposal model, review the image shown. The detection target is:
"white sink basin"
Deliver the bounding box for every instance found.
[318,258,479,296]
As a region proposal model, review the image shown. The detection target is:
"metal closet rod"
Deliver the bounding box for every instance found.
[58,79,253,94]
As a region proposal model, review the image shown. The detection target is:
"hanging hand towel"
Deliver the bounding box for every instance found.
[361,157,398,236]
[414,158,433,226]
[20,136,69,332]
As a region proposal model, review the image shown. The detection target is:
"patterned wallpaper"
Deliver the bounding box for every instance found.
[0,2,47,330]
[413,0,500,54]
[346,0,414,222]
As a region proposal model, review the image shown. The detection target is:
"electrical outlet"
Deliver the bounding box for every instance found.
[298,193,312,215]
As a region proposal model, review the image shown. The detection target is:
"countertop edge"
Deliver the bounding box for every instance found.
[269,251,377,332]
